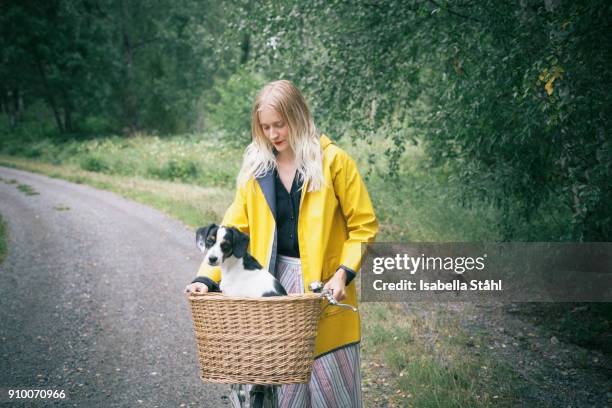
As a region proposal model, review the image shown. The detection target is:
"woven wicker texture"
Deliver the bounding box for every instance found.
[189,293,322,385]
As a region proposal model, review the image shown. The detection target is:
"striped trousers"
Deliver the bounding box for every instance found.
[229,255,363,408]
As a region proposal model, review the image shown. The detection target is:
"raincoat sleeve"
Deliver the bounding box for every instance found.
[333,151,379,275]
[195,184,250,283]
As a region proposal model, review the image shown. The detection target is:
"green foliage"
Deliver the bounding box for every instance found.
[79,155,111,173]
[346,138,504,242]
[237,0,611,241]
[0,0,116,133]
[412,1,612,241]
[149,158,199,181]
[1,0,609,240]
[0,0,233,135]
[16,183,39,196]
[205,69,268,146]
[0,133,239,188]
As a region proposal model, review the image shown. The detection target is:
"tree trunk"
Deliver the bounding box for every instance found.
[121,0,138,133]
[239,0,252,65]
[10,89,17,128]
[240,32,251,65]
[16,88,24,125]
[34,57,65,133]
[1,88,24,129]
[2,89,15,128]
[63,95,73,133]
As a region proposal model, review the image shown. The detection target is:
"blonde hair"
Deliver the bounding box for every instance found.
[237,80,325,192]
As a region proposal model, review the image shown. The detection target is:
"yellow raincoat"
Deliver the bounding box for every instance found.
[197,134,378,356]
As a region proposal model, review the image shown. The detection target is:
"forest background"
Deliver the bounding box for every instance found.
[1,0,610,241]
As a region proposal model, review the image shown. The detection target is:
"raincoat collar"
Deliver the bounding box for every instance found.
[256,134,334,218]
[256,170,276,220]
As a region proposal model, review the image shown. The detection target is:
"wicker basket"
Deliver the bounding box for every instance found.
[189,292,323,385]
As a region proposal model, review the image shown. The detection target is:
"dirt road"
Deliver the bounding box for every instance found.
[0,166,227,407]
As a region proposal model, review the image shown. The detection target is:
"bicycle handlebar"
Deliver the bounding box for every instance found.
[187,281,358,312]
[308,281,358,312]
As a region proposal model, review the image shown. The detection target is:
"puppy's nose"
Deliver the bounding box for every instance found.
[208,255,218,264]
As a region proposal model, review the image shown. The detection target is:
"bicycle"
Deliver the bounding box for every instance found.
[228,281,357,408]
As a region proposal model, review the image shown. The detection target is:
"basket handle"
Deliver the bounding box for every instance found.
[187,291,217,299]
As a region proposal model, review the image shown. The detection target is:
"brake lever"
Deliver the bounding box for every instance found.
[308,281,357,312]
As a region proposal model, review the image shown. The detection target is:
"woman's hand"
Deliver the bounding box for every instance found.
[323,269,347,301]
[184,282,209,298]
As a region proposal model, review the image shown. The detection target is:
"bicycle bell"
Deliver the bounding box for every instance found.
[309,281,324,293]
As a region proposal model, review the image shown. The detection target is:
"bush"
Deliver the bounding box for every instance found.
[149,159,200,182]
[79,155,110,172]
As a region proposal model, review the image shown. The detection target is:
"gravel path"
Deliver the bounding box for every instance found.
[461,303,612,407]
[0,166,228,407]
[403,302,612,407]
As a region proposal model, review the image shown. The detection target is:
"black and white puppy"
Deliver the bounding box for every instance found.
[196,224,287,297]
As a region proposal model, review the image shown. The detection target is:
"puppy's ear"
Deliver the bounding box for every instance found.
[230,227,250,258]
[196,223,218,252]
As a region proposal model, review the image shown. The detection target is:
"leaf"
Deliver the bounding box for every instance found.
[545,79,554,95]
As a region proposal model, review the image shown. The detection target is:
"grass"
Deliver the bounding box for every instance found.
[0,156,234,228]
[347,138,503,242]
[17,183,39,196]
[360,302,520,407]
[0,133,240,189]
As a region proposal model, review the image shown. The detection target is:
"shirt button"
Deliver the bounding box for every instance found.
[290,234,293,239]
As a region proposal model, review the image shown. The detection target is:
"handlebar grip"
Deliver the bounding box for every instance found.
[311,282,358,312]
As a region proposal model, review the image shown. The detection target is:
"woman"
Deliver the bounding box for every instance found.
[185,80,378,407]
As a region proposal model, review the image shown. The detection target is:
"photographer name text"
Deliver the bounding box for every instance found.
[372,279,502,291]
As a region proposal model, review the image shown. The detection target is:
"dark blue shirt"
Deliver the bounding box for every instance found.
[274,168,302,257]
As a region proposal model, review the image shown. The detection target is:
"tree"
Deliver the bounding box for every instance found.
[0,0,114,133]
[237,0,611,240]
